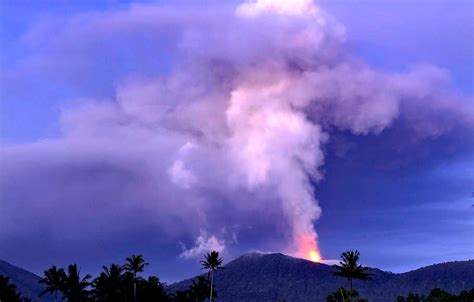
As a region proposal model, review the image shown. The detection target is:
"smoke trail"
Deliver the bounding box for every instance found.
[222,0,342,259]
[225,70,326,258]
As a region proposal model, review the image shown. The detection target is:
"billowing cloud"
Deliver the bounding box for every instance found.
[0,0,473,265]
[179,230,226,259]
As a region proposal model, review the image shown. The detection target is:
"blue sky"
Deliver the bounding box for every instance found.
[0,0,473,282]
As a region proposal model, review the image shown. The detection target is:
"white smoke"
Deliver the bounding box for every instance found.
[225,70,327,257]
[180,230,226,259]
[168,142,198,189]
[237,0,319,17]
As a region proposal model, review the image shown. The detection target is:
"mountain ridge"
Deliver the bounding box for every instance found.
[168,252,474,302]
[1,254,473,302]
[0,259,53,302]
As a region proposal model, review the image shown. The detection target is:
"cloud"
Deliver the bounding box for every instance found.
[168,142,198,189]
[168,159,197,189]
[237,0,320,17]
[0,0,473,264]
[179,230,226,259]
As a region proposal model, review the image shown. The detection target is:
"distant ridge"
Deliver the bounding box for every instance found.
[0,260,53,302]
[168,253,474,302]
[1,254,472,302]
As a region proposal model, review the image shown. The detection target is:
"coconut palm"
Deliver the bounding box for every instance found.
[0,275,26,302]
[333,250,372,290]
[326,287,361,302]
[200,251,224,302]
[123,254,148,302]
[93,264,125,302]
[62,264,92,302]
[189,276,214,302]
[39,266,66,302]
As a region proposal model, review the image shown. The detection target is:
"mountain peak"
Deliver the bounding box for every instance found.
[169,254,473,302]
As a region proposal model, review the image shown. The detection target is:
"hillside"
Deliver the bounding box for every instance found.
[0,260,53,302]
[1,254,473,302]
[168,253,474,302]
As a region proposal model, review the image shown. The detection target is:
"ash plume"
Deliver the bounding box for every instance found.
[0,0,472,262]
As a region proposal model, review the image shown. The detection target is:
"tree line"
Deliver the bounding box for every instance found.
[0,249,377,302]
[325,250,473,302]
[0,252,223,302]
[396,289,474,302]
[1,250,473,302]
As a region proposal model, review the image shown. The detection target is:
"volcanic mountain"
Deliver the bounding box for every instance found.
[168,252,474,302]
[1,253,473,301]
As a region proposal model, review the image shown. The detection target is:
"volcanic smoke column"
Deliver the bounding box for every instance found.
[226,74,326,261]
[222,0,344,261]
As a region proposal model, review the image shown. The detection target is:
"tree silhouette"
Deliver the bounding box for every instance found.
[190,276,215,302]
[397,288,474,302]
[39,265,66,302]
[62,264,92,302]
[93,264,126,302]
[333,250,371,290]
[37,257,174,302]
[139,276,170,302]
[0,275,32,302]
[424,288,455,302]
[173,289,193,302]
[396,293,423,302]
[326,287,362,302]
[123,254,148,302]
[200,251,224,302]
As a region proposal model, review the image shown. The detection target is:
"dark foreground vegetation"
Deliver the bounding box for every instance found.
[0,275,32,302]
[396,289,474,302]
[326,250,473,301]
[325,287,474,302]
[1,250,472,302]
[1,253,221,302]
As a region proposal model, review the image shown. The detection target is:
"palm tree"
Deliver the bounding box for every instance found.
[200,251,224,302]
[326,287,361,302]
[0,275,25,302]
[62,264,92,302]
[123,254,148,302]
[189,276,213,302]
[332,250,372,290]
[39,266,66,302]
[93,264,125,302]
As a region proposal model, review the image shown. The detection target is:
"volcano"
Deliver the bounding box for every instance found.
[168,252,474,302]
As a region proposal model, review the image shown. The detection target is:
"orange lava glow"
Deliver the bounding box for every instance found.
[295,234,322,262]
[309,250,321,262]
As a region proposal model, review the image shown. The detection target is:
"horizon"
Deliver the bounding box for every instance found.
[2,252,474,285]
[1,0,473,284]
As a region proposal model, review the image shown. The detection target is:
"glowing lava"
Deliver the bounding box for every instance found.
[309,250,321,262]
[295,234,322,262]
